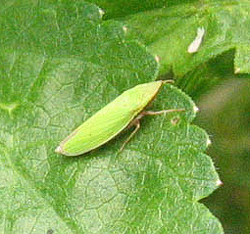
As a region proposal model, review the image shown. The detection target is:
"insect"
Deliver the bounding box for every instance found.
[55,80,184,156]
[188,27,205,53]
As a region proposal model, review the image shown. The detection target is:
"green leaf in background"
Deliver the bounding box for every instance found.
[0,1,222,233]
[87,0,250,99]
[124,0,250,76]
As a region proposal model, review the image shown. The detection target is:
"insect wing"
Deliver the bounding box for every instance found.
[57,80,163,156]
[60,105,134,156]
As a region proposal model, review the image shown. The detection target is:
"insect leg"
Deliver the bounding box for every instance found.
[119,119,140,152]
[142,108,185,116]
[118,108,184,153]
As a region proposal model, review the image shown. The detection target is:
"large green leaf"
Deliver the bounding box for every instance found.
[0,1,222,233]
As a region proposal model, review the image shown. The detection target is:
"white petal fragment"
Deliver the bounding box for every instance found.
[188,27,205,53]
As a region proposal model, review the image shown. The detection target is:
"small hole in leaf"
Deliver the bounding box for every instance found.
[171,117,180,125]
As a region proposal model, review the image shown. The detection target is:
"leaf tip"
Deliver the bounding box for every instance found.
[216,179,223,187]
[206,138,212,146]
[193,105,199,113]
[235,67,241,74]
[154,55,161,63]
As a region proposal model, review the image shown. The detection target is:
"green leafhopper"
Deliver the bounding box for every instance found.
[55,80,184,156]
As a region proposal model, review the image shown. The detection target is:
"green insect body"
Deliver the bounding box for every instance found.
[55,80,178,156]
